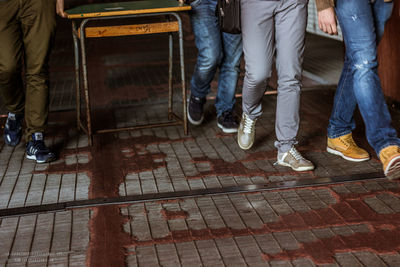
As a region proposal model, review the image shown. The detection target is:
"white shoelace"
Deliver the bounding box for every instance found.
[289,147,304,161]
[243,114,255,134]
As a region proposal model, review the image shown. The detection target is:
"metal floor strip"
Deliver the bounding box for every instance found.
[0,172,386,218]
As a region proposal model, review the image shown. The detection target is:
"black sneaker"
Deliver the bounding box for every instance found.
[187,94,206,125]
[4,113,23,146]
[26,133,56,163]
[217,110,239,133]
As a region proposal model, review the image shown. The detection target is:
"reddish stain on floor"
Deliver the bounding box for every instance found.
[188,156,314,180]
[241,150,277,161]
[161,209,189,220]
[33,130,193,267]
[120,184,400,265]
[30,112,400,266]
[261,186,400,264]
[86,134,194,266]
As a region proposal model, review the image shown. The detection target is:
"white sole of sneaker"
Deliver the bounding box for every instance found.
[187,106,204,126]
[217,122,238,134]
[237,137,253,150]
[238,142,252,150]
[326,147,370,162]
[26,154,47,164]
[277,160,314,171]
[385,157,400,180]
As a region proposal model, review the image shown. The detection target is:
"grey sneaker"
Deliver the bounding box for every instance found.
[237,113,256,150]
[277,147,314,171]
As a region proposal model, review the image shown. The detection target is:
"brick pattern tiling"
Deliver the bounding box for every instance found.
[0,128,90,210]
[0,210,89,266]
[119,180,400,266]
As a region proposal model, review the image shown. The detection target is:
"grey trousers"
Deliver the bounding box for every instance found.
[241,0,308,153]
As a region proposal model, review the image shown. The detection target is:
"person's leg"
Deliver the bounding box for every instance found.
[0,0,25,146]
[240,0,275,120]
[189,0,222,99]
[274,0,314,171]
[20,0,56,163]
[327,0,393,140]
[238,0,275,150]
[335,0,400,178]
[215,32,242,133]
[326,53,370,162]
[325,6,367,162]
[372,0,399,179]
[20,0,56,142]
[326,56,357,139]
[326,1,394,162]
[0,0,25,116]
[335,0,400,155]
[373,0,394,43]
[274,0,307,153]
[215,32,242,117]
[188,0,222,125]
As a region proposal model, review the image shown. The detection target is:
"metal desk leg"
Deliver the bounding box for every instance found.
[72,21,81,131]
[168,32,173,120]
[175,13,188,135]
[79,19,94,146]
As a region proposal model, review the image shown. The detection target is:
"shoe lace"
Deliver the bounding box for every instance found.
[31,140,50,153]
[222,111,235,123]
[289,147,304,161]
[341,135,356,148]
[243,114,255,134]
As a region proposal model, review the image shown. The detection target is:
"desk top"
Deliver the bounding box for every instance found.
[66,0,191,19]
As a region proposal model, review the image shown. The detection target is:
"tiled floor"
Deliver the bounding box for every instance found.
[1,5,400,267]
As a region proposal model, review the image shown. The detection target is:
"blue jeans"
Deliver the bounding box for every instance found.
[327,0,400,155]
[189,0,243,117]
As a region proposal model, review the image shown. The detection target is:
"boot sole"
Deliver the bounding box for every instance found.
[385,157,400,180]
[326,147,370,162]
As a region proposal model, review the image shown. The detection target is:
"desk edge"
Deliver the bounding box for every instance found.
[67,6,191,19]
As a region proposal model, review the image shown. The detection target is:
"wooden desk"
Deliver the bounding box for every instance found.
[66,0,191,146]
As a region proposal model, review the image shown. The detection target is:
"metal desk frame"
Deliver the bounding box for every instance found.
[71,12,188,146]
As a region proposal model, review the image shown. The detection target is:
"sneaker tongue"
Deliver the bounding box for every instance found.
[33,132,43,141]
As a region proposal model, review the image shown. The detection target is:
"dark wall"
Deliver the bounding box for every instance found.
[378,0,400,101]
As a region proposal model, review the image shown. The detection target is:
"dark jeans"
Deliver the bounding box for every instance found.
[189,0,243,117]
[327,0,400,155]
[0,0,56,141]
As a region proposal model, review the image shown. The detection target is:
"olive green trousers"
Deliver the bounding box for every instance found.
[0,0,56,141]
